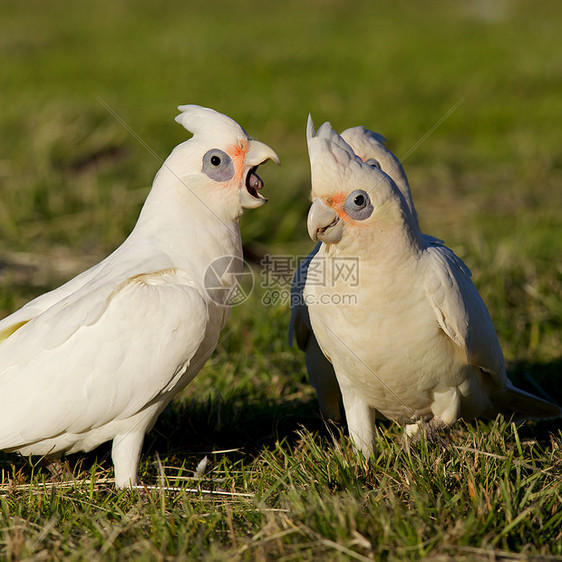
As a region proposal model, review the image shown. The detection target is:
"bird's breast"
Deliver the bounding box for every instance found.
[306,255,464,421]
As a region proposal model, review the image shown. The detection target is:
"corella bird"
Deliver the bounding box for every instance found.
[289,125,424,423]
[302,117,560,454]
[0,105,279,488]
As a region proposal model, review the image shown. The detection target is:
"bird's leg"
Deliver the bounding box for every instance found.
[403,387,459,449]
[112,431,145,489]
[430,387,461,426]
[340,385,377,456]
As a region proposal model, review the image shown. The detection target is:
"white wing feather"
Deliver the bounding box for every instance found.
[0,237,171,338]
[0,268,208,452]
[0,264,100,337]
[423,244,506,383]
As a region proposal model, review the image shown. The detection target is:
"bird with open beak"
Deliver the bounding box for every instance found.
[0,105,279,488]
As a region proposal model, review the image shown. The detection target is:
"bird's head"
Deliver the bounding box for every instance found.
[340,126,418,228]
[306,117,418,253]
[158,105,279,220]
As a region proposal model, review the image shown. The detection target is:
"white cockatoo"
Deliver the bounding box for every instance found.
[302,117,560,454]
[0,105,279,488]
[289,125,426,422]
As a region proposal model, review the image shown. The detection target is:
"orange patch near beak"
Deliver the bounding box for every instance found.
[325,192,348,220]
[226,139,250,184]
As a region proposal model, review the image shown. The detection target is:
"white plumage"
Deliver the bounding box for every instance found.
[289,124,426,422]
[300,117,560,454]
[0,105,279,488]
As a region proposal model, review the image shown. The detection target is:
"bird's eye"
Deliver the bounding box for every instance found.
[344,189,374,221]
[202,149,235,182]
[364,158,381,169]
[354,193,366,207]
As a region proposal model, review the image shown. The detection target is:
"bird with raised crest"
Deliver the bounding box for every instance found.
[301,116,560,454]
[0,105,279,488]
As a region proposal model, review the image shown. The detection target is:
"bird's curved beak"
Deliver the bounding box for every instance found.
[240,140,280,209]
[307,198,343,243]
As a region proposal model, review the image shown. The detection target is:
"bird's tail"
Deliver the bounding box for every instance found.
[493,384,561,420]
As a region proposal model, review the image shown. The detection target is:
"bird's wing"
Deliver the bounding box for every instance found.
[0,268,209,449]
[0,236,172,340]
[288,243,323,349]
[0,262,103,340]
[423,244,506,384]
[422,233,445,247]
[288,302,311,350]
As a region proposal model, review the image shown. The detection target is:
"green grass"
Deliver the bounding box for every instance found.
[1,0,562,559]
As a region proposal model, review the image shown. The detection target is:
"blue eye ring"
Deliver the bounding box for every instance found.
[202,149,235,182]
[344,189,374,221]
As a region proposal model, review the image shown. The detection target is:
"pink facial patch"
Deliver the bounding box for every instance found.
[326,192,348,220]
[227,139,250,183]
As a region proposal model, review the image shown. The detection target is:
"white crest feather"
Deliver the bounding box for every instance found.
[306,117,379,197]
[175,105,249,142]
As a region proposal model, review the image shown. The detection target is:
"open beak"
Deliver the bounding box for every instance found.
[240,140,280,209]
[307,198,343,243]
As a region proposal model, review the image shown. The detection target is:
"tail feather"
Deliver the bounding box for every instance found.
[494,385,561,420]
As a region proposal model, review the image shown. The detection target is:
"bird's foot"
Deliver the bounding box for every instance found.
[404,419,451,450]
[42,456,74,482]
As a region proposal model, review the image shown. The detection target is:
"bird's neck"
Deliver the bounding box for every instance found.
[130,178,244,281]
[323,215,423,272]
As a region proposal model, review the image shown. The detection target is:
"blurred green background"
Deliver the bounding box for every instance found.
[1,0,561,380]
